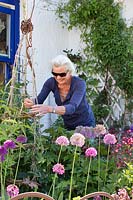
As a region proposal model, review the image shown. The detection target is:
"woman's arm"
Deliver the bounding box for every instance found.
[30,104,66,116]
[24,78,53,109]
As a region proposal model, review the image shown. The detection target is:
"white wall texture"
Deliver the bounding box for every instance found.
[20,0,133,129]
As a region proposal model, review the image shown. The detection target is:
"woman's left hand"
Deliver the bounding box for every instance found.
[30,104,52,116]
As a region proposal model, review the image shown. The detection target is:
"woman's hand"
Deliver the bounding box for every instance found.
[24,98,34,108]
[30,104,52,116]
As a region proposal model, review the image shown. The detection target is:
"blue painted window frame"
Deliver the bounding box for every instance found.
[0,0,19,81]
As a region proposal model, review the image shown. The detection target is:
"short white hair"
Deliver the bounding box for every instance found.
[51,54,76,75]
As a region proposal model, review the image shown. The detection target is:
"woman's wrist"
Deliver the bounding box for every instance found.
[49,106,56,113]
[52,107,56,113]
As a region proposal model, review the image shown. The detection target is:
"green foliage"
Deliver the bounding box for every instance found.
[56,0,133,124]
[1,92,132,200]
[12,121,132,199]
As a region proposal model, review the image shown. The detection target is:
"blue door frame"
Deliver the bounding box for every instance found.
[0,0,19,81]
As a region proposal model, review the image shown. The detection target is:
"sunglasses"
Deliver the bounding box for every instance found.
[52,71,67,77]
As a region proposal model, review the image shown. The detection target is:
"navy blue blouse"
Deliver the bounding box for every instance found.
[37,76,95,130]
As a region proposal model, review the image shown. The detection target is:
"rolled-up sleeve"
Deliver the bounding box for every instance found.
[64,80,86,115]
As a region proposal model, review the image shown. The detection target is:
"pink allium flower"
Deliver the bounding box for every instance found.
[118,188,130,200]
[4,140,16,149]
[6,184,19,197]
[94,124,107,136]
[55,136,69,146]
[112,188,130,200]
[85,147,97,157]
[103,133,117,145]
[16,135,27,143]
[52,163,65,175]
[70,133,85,147]
[111,194,119,200]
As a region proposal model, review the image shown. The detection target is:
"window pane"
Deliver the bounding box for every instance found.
[0,62,5,85]
[0,12,10,57]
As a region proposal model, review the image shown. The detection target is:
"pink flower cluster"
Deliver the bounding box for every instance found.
[94,124,107,136]
[103,133,117,145]
[70,133,85,147]
[85,147,97,157]
[111,134,133,168]
[6,184,19,197]
[52,163,65,175]
[55,136,69,146]
[111,188,130,200]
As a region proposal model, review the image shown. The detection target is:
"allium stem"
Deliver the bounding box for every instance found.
[98,136,101,191]
[1,163,5,200]
[49,145,63,197]
[84,157,92,195]
[68,146,77,200]
[14,146,22,185]
[58,146,62,163]
[52,173,57,197]
[3,152,9,186]
[104,144,110,186]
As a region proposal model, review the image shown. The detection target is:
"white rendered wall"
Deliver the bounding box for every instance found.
[20,0,82,129]
[20,0,133,129]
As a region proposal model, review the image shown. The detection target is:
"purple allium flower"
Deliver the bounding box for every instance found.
[6,184,19,197]
[22,178,38,189]
[0,145,8,155]
[0,154,5,162]
[85,147,97,157]
[70,133,85,147]
[16,135,27,143]
[74,126,84,133]
[4,140,16,149]
[103,133,117,145]
[76,126,96,139]
[55,136,69,146]
[52,163,65,175]
[93,196,102,200]
[130,124,133,132]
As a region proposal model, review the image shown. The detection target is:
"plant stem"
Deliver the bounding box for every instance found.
[84,157,92,195]
[68,146,77,200]
[58,146,62,163]
[98,136,100,191]
[14,146,21,185]
[1,163,5,200]
[49,145,62,197]
[3,151,9,187]
[104,144,110,186]
[52,173,57,197]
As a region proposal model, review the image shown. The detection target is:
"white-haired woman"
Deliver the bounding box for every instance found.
[24,55,95,130]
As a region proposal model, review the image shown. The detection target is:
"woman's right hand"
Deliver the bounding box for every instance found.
[24,98,34,108]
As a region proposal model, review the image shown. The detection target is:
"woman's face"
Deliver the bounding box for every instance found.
[52,65,71,85]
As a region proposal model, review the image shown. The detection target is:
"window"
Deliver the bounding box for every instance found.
[0,12,10,57]
[0,0,19,84]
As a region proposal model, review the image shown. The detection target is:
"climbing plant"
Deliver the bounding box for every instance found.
[56,0,133,126]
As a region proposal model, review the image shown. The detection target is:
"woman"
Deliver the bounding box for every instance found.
[24,55,95,130]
